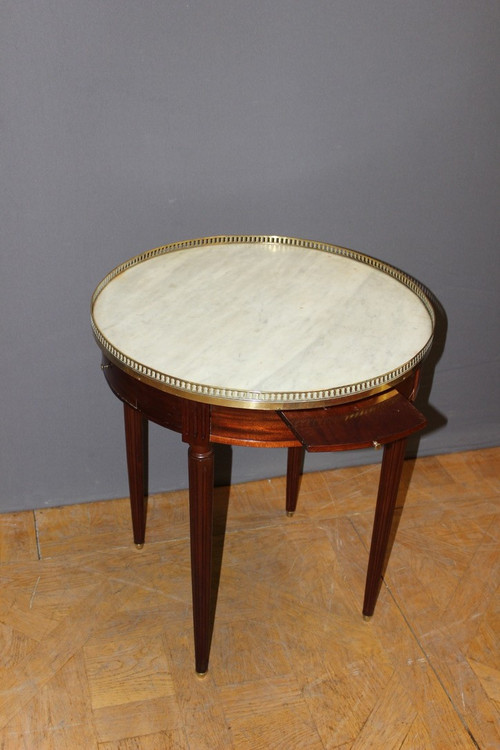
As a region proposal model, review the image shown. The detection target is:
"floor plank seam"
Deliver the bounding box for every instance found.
[32,509,42,560]
[383,581,483,749]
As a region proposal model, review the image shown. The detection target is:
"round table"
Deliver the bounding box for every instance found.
[91,235,434,674]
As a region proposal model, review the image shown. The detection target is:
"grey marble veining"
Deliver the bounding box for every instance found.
[92,240,434,404]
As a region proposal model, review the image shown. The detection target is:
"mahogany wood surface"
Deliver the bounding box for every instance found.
[285,446,305,516]
[183,401,214,676]
[103,357,183,434]
[102,356,427,672]
[123,404,148,546]
[362,438,408,617]
[279,390,426,452]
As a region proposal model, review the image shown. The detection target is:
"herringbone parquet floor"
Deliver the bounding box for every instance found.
[0,447,499,748]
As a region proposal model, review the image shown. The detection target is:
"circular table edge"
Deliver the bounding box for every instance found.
[91,234,436,411]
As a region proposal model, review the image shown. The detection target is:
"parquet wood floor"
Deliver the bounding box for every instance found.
[0,447,498,749]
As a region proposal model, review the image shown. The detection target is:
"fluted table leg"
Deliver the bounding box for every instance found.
[182,400,214,675]
[124,402,148,547]
[188,439,214,676]
[285,446,305,516]
[363,438,407,617]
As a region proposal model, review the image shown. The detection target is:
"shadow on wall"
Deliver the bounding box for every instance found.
[407,284,448,458]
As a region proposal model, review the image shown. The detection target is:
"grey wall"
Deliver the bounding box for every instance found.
[1,1,499,513]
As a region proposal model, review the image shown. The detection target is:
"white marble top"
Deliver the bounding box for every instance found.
[91,236,434,408]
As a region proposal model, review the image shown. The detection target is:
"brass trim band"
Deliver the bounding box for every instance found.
[91,235,435,410]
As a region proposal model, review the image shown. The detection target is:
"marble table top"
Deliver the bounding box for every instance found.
[91,236,434,409]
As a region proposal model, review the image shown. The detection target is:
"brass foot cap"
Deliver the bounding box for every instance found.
[286,511,295,517]
[363,614,372,622]
[195,670,208,680]
[135,543,144,550]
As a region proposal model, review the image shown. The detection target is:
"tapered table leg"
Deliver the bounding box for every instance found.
[363,438,407,617]
[124,403,148,547]
[286,446,305,516]
[188,438,214,675]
